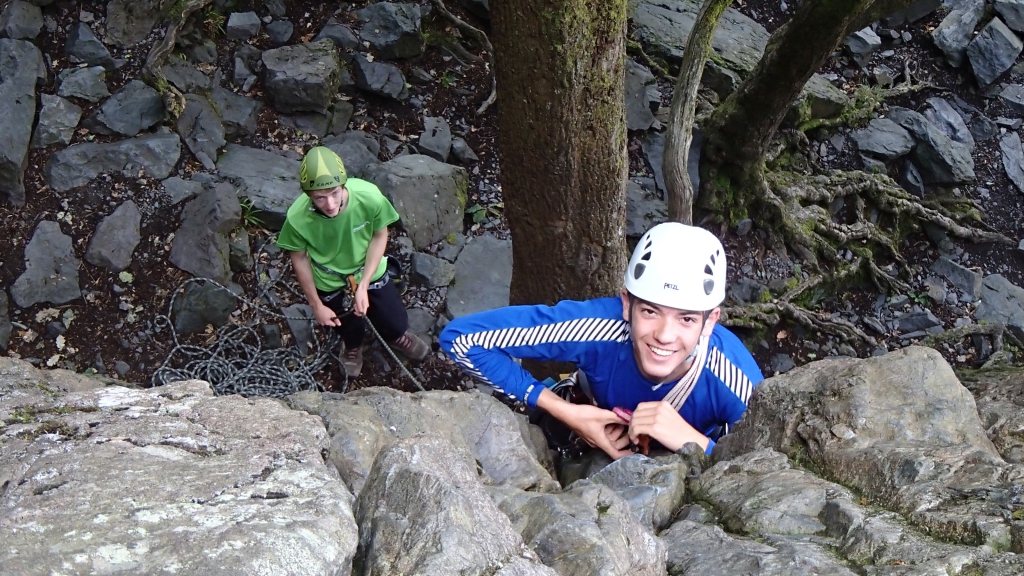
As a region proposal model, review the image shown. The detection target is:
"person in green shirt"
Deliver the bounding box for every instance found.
[277,147,429,377]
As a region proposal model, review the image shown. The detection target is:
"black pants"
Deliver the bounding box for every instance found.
[317,277,408,349]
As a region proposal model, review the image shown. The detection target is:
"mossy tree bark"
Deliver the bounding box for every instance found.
[491,0,629,306]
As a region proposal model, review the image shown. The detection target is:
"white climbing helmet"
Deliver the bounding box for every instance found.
[623,223,727,311]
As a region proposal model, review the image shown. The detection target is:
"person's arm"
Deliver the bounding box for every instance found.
[353,226,388,316]
[290,250,341,326]
[627,401,709,452]
[537,388,633,459]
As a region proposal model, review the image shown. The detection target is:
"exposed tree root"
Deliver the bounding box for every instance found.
[921,322,1024,368]
[797,74,935,132]
[429,0,497,115]
[142,0,214,120]
[713,165,1011,353]
[626,39,674,80]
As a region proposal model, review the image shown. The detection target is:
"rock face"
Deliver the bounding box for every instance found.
[10,221,81,308]
[0,38,45,205]
[716,347,1022,548]
[324,130,380,178]
[976,274,1024,341]
[446,233,513,318]
[65,23,114,69]
[288,387,559,496]
[625,60,660,131]
[262,40,341,114]
[0,0,43,39]
[216,144,300,230]
[365,154,467,249]
[353,435,558,576]
[0,366,359,575]
[45,133,182,192]
[489,481,668,575]
[85,200,141,271]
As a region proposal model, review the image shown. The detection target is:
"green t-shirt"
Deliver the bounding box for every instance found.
[277,178,401,292]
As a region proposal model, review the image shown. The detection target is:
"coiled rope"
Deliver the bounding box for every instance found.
[151,244,427,397]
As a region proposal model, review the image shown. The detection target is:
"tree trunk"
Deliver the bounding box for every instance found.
[700,0,887,212]
[663,0,734,225]
[491,0,629,306]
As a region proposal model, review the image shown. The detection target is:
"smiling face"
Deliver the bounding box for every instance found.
[621,289,720,384]
[308,185,347,218]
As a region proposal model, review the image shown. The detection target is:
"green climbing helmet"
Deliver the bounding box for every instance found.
[299,146,347,192]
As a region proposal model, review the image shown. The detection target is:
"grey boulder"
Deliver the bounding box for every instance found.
[352,2,423,59]
[216,144,300,230]
[419,116,452,162]
[225,11,260,40]
[177,94,226,170]
[844,27,881,66]
[10,221,81,308]
[85,200,141,271]
[923,96,974,151]
[209,86,263,137]
[625,59,660,131]
[45,133,181,192]
[171,280,240,335]
[888,106,975,184]
[56,66,109,102]
[262,40,341,114]
[105,0,164,46]
[850,117,914,160]
[83,79,165,136]
[411,252,456,287]
[31,94,82,149]
[323,130,381,178]
[313,18,360,50]
[168,183,241,284]
[65,23,114,69]
[626,178,667,238]
[266,19,293,45]
[0,0,43,39]
[931,0,984,67]
[365,154,467,249]
[976,274,1024,342]
[163,57,211,93]
[0,38,45,205]
[999,131,1024,194]
[446,233,512,319]
[353,54,409,99]
[996,0,1024,32]
[966,17,1023,87]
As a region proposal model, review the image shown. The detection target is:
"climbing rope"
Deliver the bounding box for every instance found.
[151,242,427,397]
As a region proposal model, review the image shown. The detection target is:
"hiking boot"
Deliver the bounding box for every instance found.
[343,345,363,378]
[389,332,429,361]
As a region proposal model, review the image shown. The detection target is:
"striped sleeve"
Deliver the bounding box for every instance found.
[706,347,755,405]
[439,299,629,409]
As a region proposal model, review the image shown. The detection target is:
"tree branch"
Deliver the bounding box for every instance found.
[664,0,733,224]
[429,0,497,115]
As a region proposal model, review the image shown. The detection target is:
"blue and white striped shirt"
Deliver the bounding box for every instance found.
[439,297,764,453]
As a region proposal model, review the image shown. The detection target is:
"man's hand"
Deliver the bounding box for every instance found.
[559,403,635,460]
[604,423,631,452]
[313,304,342,327]
[628,401,709,452]
[353,285,370,316]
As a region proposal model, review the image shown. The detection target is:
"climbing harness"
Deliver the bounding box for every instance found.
[151,241,426,398]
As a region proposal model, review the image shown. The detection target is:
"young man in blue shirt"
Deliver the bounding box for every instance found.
[439,223,764,459]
